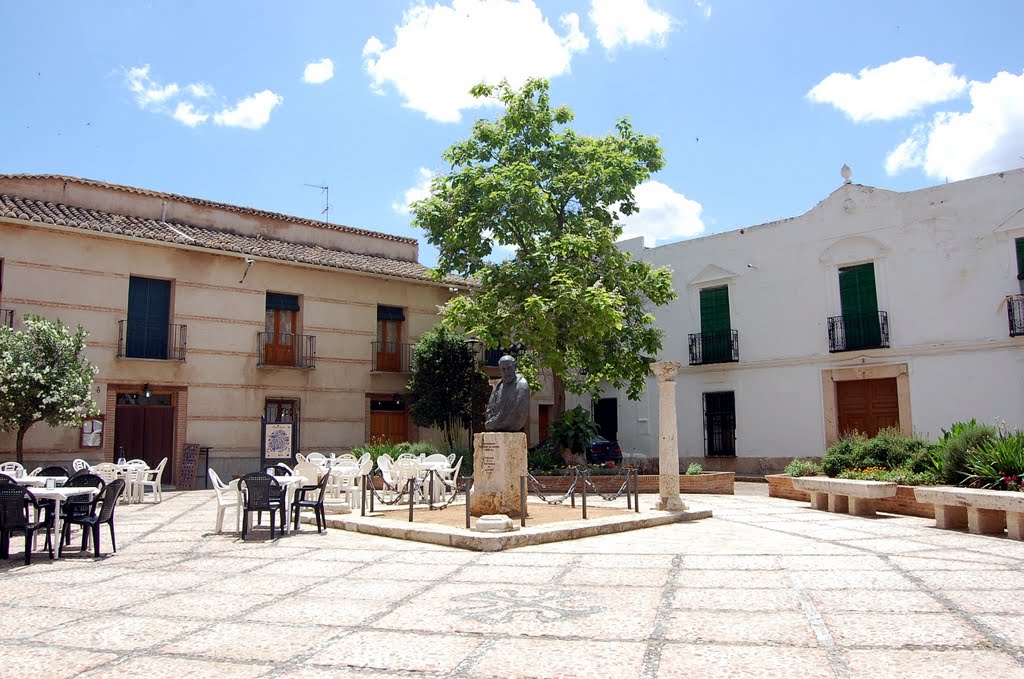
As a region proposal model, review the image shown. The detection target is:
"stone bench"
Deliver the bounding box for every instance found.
[791,477,897,516]
[913,486,1024,539]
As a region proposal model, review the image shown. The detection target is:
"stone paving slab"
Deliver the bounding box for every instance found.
[0,485,1022,677]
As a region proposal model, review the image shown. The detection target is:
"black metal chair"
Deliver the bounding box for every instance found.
[59,479,125,558]
[240,472,284,540]
[292,468,331,533]
[59,473,106,546]
[0,484,53,564]
[0,473,15,484]
[38,465,69,477]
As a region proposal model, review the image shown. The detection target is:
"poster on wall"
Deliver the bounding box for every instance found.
[263,422,294,460]
[80,415,104,448]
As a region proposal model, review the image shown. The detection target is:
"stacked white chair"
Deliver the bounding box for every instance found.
[208,468,240,533]
[139,457,167,503]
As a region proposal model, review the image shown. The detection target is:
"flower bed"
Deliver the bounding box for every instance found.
[766,474,933,518]
[531,471,734,495]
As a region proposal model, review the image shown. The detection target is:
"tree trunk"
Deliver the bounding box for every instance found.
[15,423,31,465]
[553,372,566,417]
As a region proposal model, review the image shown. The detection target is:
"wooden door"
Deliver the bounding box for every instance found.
[837,378,899,437]
[115,396,175,470]
[265,308,296,366]
[370,411,408,444]
[376,319,401,371]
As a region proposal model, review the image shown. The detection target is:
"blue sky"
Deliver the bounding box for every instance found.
[2,1,1023,268]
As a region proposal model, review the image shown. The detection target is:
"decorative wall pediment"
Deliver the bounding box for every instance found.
[688,264,738,287]
[993,207,1024,235]
[819,235,888,265]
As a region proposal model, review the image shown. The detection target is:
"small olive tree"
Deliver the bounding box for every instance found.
[406,325,489,452]
[0,315,98,463]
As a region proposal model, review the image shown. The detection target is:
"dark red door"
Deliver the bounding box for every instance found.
[837,378,899,437]
[115,392,175,470]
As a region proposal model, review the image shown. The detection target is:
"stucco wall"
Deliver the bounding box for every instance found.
[575,169,1024,473]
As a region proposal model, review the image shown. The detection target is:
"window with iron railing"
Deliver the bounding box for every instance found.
[117,320,187,361]
[688,330,739,365]
[1008,295,1024,337]
[827,311,890,352]
[257,332,316,368]
[371,341,411,372]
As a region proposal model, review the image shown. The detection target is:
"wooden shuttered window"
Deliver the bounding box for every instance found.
[699,286,731,363]
[126,276,171,359]
[838,263,881,349]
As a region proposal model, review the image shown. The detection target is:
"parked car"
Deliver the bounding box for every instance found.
[529,436,623,465]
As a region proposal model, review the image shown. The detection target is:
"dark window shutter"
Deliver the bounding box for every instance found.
[377,305,405,322]
[266,293,300,311]
[700,286,731,363]
[839,263,880,348]
[127,276,170,359]
[1016,238,1024,280]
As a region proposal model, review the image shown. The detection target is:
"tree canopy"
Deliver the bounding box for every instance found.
[406,325,490,451]
[412,78,676,404]
[0,315,99,463]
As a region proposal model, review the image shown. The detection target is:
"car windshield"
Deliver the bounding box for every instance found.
[590,436,610,444]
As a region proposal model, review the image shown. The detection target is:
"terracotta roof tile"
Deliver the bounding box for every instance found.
[0,174,417,244]
[0,194,471,287]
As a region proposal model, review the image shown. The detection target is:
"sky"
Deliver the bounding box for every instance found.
[2,1,1023,268]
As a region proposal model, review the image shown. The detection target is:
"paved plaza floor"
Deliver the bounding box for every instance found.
[2,483,1023,678]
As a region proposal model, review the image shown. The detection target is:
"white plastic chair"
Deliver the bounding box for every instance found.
[446,453,456,466]
[209,468,241,533]
[396,453,416,461]
[122,464,147,504]
[91,462,122,485]
[357,452,371,467]
[376,455,399,501]
[334,453,357,465]
[139,457,167,503]
[0,461,25,477]
[295,453,308,464]
[306,452,327,465]
[442,456,464,501]
[72,458,91,472]
[126,458,149,468]
[29,466,43,477]
[392,458,423,499]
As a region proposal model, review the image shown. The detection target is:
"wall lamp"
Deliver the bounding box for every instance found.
[143,383,151,398]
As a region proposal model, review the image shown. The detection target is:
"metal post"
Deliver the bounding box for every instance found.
[520,475,527,527]
[582,468,588,520]
[360,475,366,517]
[626,468,633,510]
[408,478,415,522]
[634,467,640,513]
[369,473,375,513]
[464,477,471,529]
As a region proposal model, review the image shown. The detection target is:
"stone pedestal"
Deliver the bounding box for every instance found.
[651,361,687,512]
[470,432,527,516]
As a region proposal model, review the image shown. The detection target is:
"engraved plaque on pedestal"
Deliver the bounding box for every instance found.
[470,432,527,516]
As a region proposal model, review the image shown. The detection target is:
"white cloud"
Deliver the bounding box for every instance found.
[187,83,214,98]
[363,0,588,123]
[172,102,209,128]
[886,69,1024,180]
[303,58,335,85]
[589,0,674,51]
[807,56,967,122]
[125,65,180,108]
[213,90,284,130]
[618,180,705,247]
[393,168,434,214]
[694,0,712,19]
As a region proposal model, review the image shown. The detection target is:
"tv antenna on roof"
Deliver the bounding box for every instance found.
[304,183,330,223]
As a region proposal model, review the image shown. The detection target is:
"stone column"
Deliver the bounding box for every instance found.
[651,361,687,511]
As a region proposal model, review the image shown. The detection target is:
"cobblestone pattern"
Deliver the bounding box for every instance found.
[1,486,1022,678]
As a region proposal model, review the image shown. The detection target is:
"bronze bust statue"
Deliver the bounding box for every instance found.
[484,355,530,432]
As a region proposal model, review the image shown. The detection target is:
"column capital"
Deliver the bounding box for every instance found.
[650,360,682,382]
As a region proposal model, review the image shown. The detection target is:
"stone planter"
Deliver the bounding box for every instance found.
[531,471,734,495]
[767,474,935,518]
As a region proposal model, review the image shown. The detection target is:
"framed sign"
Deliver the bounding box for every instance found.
[264,422,294,460]
[80,415,104,448]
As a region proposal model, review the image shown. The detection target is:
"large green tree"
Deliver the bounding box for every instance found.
[412,78,676,411]
[406,325,490,451]
[0,315,99,463]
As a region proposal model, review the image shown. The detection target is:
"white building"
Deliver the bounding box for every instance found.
[571,168,1024,475]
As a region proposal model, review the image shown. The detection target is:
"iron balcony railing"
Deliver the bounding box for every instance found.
[117,320,187,361]
[1008,295,1024,337]
[1,308,12,329]
[688,330,739,365]
[257,332,316,368]
[827,311,890,352]
[371,340,412,372]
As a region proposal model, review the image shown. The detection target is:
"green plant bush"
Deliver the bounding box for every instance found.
[836,465,940,486]
[785,458,823,477]
[528,441,561,473]
[685,462,703,475]
[963,432,1024,489]
[935,419,997,484]
[821,428,935,477]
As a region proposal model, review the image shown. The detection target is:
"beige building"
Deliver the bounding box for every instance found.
[0,174,513,483]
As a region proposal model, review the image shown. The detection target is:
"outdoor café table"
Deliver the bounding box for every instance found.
[418,463,452,505]
[29,486,101,558]
[15,476,69,488]
[236,474,306,535]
